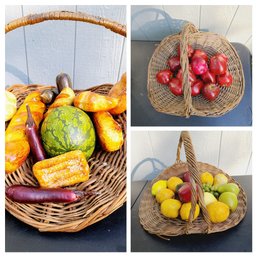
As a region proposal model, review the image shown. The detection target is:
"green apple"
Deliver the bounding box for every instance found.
[217,183,240,196]
[219,192,238,212]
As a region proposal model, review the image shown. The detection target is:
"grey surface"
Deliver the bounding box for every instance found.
[131,41,252,126]
[131,176,252,252]
[6,203,126,252]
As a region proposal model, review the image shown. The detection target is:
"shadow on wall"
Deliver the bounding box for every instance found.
[131,158,167,181]
[131,8,187,41]
[5,63,33,87]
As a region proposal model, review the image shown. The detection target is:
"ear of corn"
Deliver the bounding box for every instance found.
[33,150,90,188]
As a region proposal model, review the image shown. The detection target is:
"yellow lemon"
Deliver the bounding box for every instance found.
[213,173,228,186]
[167,176,183,192]
[160,199,181,218]
[151,180,167,196]
[180,202,200,221]
[200,171,214,185]
[156,188,174,203]
[207,201,230,223]
[5,90,17,121]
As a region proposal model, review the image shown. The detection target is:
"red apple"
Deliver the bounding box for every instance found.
[201,70,216,84]
[169,78,183,96]
[191,57,208,75]
[156,69,173,84]
[167,56,181,72]
[202,83,220,101]
[191,79,204,96]
[217,71,233,87]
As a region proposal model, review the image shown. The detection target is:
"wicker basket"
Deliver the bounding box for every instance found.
[147,22,245,118]
[5,11,126,232]
[139,131,247,239]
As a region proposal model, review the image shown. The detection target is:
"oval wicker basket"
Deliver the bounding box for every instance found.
[147,23,245,118]
[5,11,126,232]
[139,131,247,239]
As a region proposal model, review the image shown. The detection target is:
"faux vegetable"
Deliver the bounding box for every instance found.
[92,111,124,152]
[109,72,127,115]
[40,89,57,104]
[33,150,90,188]
[6,185,93,203]
[5,91,46,173]
[25,105,46,162]
[44,87,75,118]
[56,73,73,92]
[74,91,119,112]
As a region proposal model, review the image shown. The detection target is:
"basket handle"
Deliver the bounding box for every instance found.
[176,131,212,232]
[180,23,198,117]
[5,11,126,37]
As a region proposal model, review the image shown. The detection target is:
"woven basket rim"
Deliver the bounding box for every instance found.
[5,83,127,232]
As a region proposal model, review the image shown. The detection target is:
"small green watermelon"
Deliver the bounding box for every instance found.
[41,106,96,159]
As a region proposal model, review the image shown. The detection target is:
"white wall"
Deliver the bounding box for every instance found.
[5,5,126,89]
[131,5,252,53]
[131,131,252,181]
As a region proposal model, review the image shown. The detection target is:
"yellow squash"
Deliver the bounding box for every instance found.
[44,87,75,118]
[92,111,124,152]
[109,72,126,115]
[5,91,46,173]
[74,91,118,112]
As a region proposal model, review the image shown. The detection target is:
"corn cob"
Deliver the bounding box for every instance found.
[33,150,90,188]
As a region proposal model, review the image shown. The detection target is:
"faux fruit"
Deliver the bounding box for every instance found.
[151,180,167,196]
[160,199,182,218]
[217,183,240,196]
[191,57,208,75]
[207,201,230,223]
[192,49,208,62]
[204,192,217,206]
[156,69,173,84]
[180,202,200,221]
[182,171,190,182]
[219,192,238,212]
[169,78,183,96]
[5,90,17,122]
[41,106,96,160]
[200,172,214,185]
[155,44,232,101]
[167,176,183,192]
[201,70,216,84]
[191,80,203,96]
[177,182,199,203]
[209,53,228,75]
[202,83,220,101]
[167,56,181,72]
[213,173,228,186]
[217,71,233,87]
[156,188,174,203]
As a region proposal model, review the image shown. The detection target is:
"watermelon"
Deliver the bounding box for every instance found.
[41,106,96,159]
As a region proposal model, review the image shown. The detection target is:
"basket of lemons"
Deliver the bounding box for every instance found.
[139,131,247,238]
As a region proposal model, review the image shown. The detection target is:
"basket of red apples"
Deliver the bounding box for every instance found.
[148,23,245,117]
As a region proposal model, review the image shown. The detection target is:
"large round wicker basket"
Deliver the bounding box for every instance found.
[147,23,245,118]
[5,11,126,232]
[139,131,247,239]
